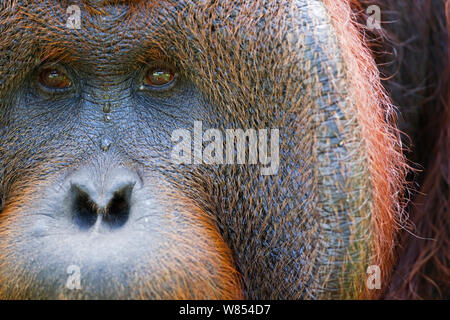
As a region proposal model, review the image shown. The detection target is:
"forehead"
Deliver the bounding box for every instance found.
[1,0,314,92]
[11,1,181,62]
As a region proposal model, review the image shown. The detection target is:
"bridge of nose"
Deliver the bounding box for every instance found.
[69,167,139,203]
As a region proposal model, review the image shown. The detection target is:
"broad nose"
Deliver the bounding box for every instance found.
[68,168,139,231]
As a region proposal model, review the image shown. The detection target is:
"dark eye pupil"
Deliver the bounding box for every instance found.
[145,68,175,86]
[39,68,72,89]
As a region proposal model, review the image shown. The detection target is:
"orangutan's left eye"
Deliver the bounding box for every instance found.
[143,66,177,90]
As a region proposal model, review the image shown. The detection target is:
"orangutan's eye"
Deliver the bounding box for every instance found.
[38,67,72,91]
[143,66,177,90]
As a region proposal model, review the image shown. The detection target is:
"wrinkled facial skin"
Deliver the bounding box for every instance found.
[0,0,385,299]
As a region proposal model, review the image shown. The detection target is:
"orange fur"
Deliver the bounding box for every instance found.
[323,0,408,299]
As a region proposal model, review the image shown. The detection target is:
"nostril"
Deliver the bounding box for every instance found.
[69,174,136,232]
[71,185,98,231]
[103,183,134,229]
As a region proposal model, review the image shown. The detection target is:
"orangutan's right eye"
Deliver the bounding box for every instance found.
[38,67,73,92]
